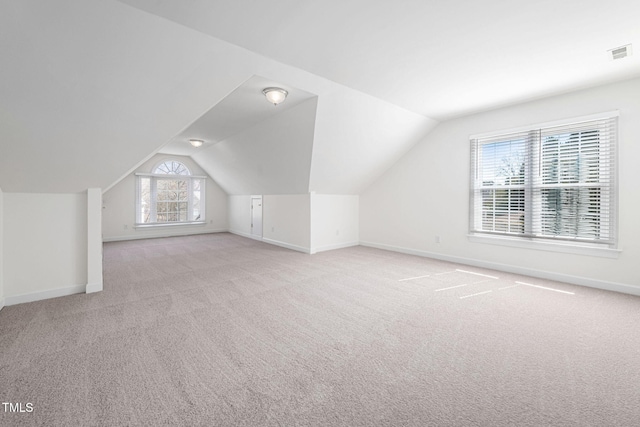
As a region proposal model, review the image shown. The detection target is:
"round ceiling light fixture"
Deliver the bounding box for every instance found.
[262,87,288,106]
[189,139,204,148]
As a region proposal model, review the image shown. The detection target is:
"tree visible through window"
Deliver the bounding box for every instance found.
[136,160,205,225]
[479,138,526,234]
[470,114,617,247]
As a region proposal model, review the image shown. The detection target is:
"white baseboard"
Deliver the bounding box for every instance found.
[359,240,640,297]
[0,298,5,312]
[228,229,263,241]
[262,237,312,254]
[86,282,103,294]
[311,241,359,254]
[4,284,87,306]
[103,228,228,242]
[231,231,356,255]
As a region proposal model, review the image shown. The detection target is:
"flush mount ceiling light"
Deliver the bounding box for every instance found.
[189,139,204,148]
[262,87,288,106]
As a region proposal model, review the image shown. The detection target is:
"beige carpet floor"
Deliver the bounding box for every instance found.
[1,232,640,426]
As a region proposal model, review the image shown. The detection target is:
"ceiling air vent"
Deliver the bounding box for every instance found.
[609,44,632,60]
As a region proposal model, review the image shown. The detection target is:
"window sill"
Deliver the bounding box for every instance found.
[135,221,206,229]
[468,234,620,259]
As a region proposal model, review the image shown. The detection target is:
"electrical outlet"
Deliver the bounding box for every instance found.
[336,229,340,236]
[271,227,274,232]
[435,235,440,243]
[124,224,128,230]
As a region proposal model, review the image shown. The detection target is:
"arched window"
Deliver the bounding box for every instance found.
[136,160,206,225]
[153,160,191,176]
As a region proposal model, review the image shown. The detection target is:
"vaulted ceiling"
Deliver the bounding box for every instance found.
[117,0,640,119]
[0,0,638,195]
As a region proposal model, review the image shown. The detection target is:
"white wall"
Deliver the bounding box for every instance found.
[228,195,253,238]
[262,194,311,253]
[102,154,228,241]
[0,186,4,310]
[3,193,88,302]
[87,188,103,293]
[310,90,437,194]
[230,193,358,254]
[360,77,640,293]
[310,194,359,253]
[193,98,317,195]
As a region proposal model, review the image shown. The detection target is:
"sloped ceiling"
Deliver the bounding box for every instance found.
[0,0,435,195]
[1,0,638,195]
[161,75,436,195]
[117,0,640,120]
[192,97,318,195]
[159,75,317,157]
[0,0,252,193]
[166,75,319,195]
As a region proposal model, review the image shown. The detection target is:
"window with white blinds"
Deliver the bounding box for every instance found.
[135,160,206,226]
[470,113,617,247]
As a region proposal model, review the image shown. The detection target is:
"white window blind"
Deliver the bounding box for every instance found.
[470,114,617,247]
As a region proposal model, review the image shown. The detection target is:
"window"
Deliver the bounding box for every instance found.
[470,112,617,248]
[136,160,206,226]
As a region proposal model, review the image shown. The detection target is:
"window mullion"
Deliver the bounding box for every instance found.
[150,177,158,223]
[526,129,539,237]
[470,114,616,248]
[187,178,194,221]
[135,159,207,226]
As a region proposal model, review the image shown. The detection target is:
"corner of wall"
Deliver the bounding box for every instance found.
[0,186,4,311]
[309,193,360,254]
[261,194,311,252]
[309,191,316,251]
[1,192,90,306]
[87,188,103,294]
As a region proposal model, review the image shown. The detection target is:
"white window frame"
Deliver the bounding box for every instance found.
[135,161,206,227]
[469,111,619,258]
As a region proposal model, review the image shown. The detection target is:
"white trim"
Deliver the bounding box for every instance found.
[228,229,259,240]
[136,173,206,225]
[310,241,359,254]
[149,159,192,176]
[309,192,314,254]
[250,195,263,240]
[87,188,103,294]
[0,298,5,312]
[262,237,312,254]
[470,113,618,250]
[135,172,207,179]
[470,110,620,140]
[4,284,86,306]
[134,221,206,228]
[86,282,102,294]
[102,228,228,242]
[359,240,640,297]
[467,234,620,258]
